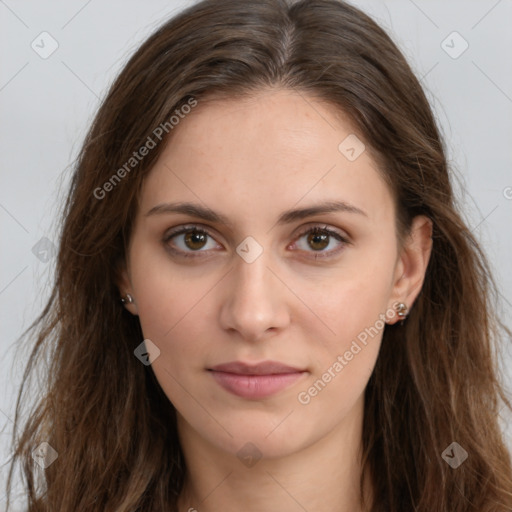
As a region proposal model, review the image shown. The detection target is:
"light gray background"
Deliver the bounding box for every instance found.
[1,0,511,508]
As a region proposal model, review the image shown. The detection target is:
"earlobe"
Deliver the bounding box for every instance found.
[116,261,139,316]
[120,292,138,315]
[385,301,409,325]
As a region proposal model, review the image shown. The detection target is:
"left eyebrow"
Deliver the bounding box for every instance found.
[145,200,368,226]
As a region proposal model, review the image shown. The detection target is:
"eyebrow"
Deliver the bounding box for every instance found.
[145,200,367,226]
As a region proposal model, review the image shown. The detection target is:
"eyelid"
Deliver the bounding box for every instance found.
[162,222,350,259]
[163,223,219,242]
[163,224,223,258]
[293,223,350,241]
[289,224,350,259]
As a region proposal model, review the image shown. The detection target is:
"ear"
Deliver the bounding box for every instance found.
[116,258,139,316]
[387,215,433,324]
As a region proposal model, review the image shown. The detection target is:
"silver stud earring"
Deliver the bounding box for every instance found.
[120,293,134,304]
[395,302,408,320]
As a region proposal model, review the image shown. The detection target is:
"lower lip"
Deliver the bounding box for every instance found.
[209,371,306,399]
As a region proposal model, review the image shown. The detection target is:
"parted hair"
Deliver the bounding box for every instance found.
[5,0,512,510]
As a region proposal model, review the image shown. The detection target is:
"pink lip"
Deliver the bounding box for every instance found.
[208,361,307,399]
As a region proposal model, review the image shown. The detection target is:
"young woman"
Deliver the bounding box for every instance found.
[5,0,512,510]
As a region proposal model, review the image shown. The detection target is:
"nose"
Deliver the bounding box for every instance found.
[218,250,290,343]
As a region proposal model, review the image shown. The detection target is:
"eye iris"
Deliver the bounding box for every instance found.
[178,229,335,252]
[307,231,329,251]
[184,230,207,250]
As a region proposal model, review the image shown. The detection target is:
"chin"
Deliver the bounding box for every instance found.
[206,413,316,461]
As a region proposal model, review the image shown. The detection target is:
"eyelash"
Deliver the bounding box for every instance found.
[162,224,350,260]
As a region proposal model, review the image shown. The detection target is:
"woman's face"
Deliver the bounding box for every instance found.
[120,89,428,460]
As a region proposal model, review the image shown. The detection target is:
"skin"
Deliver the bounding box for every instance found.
[118,88,433,512]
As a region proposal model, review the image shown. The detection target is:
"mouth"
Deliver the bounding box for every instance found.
[207,360,308,399]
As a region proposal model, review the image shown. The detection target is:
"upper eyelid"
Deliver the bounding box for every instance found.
[164,223,349,249]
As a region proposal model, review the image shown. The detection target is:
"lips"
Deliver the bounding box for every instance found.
[208,360,307,399]
[209,360,304,375]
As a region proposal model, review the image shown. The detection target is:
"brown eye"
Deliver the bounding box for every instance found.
[184,230,208,250]
[307,230,330,251]
[293,225,349,259]
[163,226,221,258]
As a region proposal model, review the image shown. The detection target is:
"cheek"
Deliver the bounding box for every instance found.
[135,292,213,409]
[298,246,395,405]
[296,279,388,416]
[129,242,204,337]
[310,250,395,346]
[136,285,214,372]
[129,246,217,375]
[311,287,386,387]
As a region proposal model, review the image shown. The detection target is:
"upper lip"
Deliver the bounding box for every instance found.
[209,361,305,375]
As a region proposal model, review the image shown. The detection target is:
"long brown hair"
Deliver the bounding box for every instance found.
[4,0,512,510]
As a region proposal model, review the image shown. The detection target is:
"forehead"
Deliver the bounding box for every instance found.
[139,89,394,226]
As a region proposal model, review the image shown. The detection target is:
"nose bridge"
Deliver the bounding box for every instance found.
[233,233,274,293]
[231,247,276,308]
